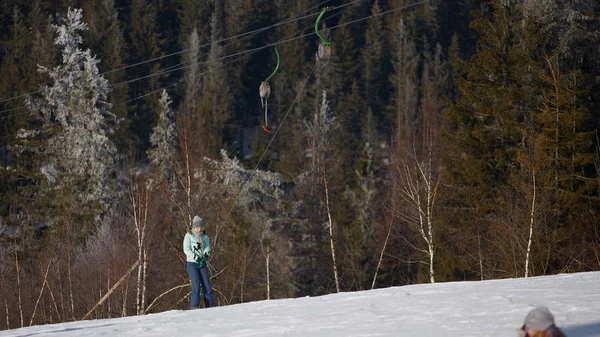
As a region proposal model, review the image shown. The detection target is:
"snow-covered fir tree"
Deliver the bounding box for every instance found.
[205,149,284,208]
[148,89,178,194]
[26,8,119,220]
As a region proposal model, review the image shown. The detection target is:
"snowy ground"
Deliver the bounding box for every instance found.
[1,271,599,337]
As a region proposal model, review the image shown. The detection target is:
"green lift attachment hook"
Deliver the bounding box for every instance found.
[315,7,332,61]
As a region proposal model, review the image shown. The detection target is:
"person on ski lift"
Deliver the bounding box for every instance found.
[183,215,214,309]
[517,307,566,337]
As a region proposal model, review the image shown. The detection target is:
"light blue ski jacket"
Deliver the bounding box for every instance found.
[183,231,211,264]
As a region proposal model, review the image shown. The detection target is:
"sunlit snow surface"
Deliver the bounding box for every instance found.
[2,272,599,337]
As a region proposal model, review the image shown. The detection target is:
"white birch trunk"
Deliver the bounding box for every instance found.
[30,260,52,326]
[396,147,440,284]
[133,195,142,315]
[121,278,128,317]
[323,161,340,293]
[266,244,271,300]
[478,231,484,280]
[107,268,111,317]
[185,135,192,225]
[2,268,9,329]
[141,248,148,314]
[140,186,149,314]
[14,239,23,328]
[56,263,64,321]
[240,257,247,303]
[81,261,139,321]
[4,287,8,329]
[136,244,142,315]
[372,201,396,289]
[130,174,149,316]
[426,169,435,284]
[68,247,75,320]
[525,168,536,278]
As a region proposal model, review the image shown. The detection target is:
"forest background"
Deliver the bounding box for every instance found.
[0,0,599,330]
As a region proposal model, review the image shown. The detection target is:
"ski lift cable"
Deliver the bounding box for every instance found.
[106,0,361,90]
[144,1,352,79]
[0,0,337,106]
[120,0,361,82]
[108,4,353,91]
[0,51,245,125]
[0,1,424,138]
[0,1,355,118]
[213,0,429,226]
[100,0,336,77]
[219,61,319,229]
[112,0,422,93]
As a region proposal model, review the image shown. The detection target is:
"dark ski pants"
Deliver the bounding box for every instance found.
[186,261,214,308]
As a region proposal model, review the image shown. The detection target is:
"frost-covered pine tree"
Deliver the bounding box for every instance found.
[205,149,287,300]
[148,89,178,194]
[205,150,284,207]
[26,8,119,220]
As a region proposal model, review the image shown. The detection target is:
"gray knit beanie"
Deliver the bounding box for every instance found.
[192,215,205,228]
[524,307,555,331]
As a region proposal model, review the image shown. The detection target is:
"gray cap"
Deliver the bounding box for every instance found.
[524,307,555,331]
[192,215,205,228]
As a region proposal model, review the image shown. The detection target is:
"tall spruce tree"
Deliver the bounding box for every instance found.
[176,0,211,50]
[443,0,598,278]
[268,0,311,176]
[202,3,231,158]
[389,18,419,141]
[148,89,178,195]
[124,0,165,151]
[443,1,539,278]
[361,0,386,132]
[179,27,208,167]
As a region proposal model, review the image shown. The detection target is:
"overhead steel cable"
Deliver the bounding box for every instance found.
[218,62,319,228]
[0,0,425,140]
[107,0,363,90]
[0,0,335,107]
[0,2,356,122]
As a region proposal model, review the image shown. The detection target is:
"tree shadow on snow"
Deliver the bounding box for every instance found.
[20,323,116,337]
[563,322,600,337]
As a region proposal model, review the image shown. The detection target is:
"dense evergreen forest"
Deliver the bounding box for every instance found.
[0,0,599,329]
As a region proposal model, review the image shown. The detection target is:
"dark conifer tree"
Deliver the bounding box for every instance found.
[0,1,54,226]
[361,0,386,132]
[269,0,311,177]
[201,1,231,158]
[82,0,129,151]
[123,0,165,152]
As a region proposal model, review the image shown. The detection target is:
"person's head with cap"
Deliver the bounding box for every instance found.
[521,307,560,337]
[192,215,205,233]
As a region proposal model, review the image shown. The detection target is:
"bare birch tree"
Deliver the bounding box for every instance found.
[127,167,153,315]
[304,91,340,292]
[393,57,442,283]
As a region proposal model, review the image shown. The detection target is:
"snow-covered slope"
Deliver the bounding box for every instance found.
[2,272,599,337]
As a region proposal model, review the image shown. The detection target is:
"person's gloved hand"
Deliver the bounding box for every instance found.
[196,255,207,266]
[201,254,209,265]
